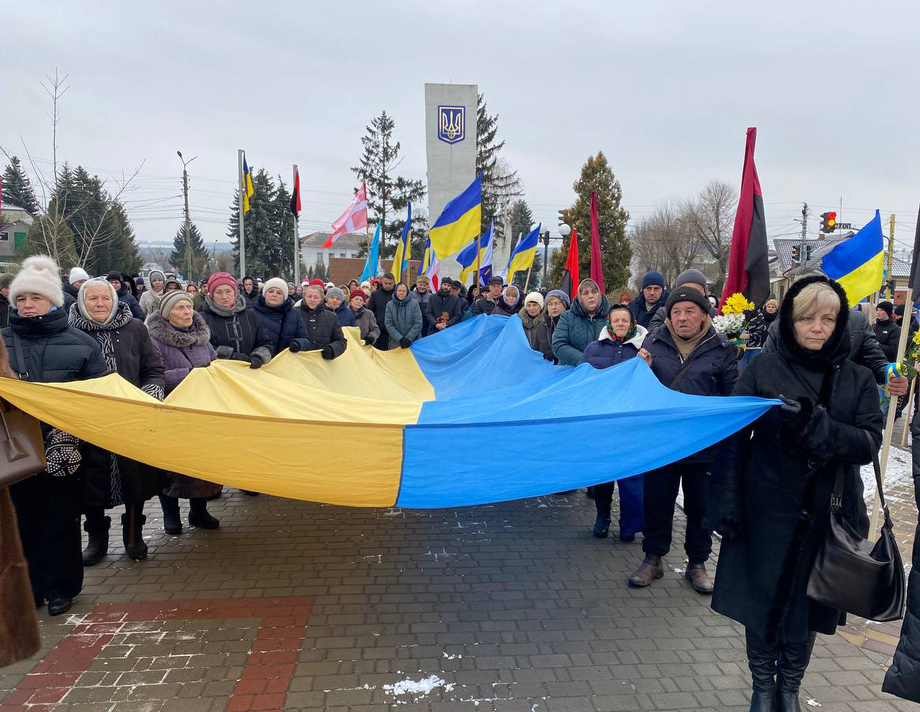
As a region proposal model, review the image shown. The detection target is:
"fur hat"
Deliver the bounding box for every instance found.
[10,255,64,307]
[665,287,711,318]
[524,292,544,310]
[545,289,571,309]
[641,270,666,289]
[206,272,237,295]
[68,267,90,285]
[262,277,288,297]
[326,287,345,303]
[159,289,194,319]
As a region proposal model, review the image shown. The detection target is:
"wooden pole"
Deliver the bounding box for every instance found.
[900,377,916,448]
[523,267,533,294]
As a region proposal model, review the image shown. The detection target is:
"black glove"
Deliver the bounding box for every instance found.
[249,354,264,369]
[364,336,375,346]
[321,345,335,360]
[779,395,814,434]
[231,352,251,364]
[289,340,303,353]
[543,351,555,361]
[399,337,411,349]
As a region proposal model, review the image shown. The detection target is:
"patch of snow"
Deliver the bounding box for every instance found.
[442,652,462,659]
[862,446,913,499]
[806,699,821,707]
[383,675,454,696]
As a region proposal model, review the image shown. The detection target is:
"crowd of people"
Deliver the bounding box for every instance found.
[0,253,917,710]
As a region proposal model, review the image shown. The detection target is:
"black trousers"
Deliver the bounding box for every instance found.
[641,461,712,564]
[10,472,84,602]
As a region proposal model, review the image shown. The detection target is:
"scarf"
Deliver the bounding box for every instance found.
[606,323,638,343]
[665,316,712,360]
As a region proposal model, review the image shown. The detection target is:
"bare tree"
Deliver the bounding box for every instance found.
[629,202,703,290]
[681,179,737,295]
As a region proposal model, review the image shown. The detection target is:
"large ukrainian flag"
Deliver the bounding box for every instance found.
[0,319,776,508]
[821,211,884,304]
[429,175,481,259]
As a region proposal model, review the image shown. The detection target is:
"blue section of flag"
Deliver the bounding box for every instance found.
[359,221,381,283]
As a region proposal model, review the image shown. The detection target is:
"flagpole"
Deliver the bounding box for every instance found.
[474,232,481,289]
[238,149,246,278]
[523,267,533,293]
[293,163,300,287]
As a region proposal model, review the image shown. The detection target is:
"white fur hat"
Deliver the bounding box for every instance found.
[261,277,288,297]
[10,255,64,307]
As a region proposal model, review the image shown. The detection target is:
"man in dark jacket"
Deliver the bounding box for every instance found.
[648,269,711,332]
[629,270,669,329]
[471,276,503,316]
[874,300,901,362]
[368,273,395,349]
[105,271,145,320]
[427,278,463,333]
[411,276,433,336]
[295,285,347,360]
[199,272,273,368]
[628,287,738,595]
[552,279,610,366]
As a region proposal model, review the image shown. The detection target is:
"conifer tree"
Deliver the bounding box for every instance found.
[477,94,522,238]
[170,220,210,280]
[1,156,40,216]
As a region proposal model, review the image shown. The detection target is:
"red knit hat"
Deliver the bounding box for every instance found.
[350,289,366,302]
[309,278,325,287]
[207,272,237,296]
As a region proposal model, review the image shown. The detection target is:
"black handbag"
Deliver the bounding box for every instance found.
[806,431,906,622]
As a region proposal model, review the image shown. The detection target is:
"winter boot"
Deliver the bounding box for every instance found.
[159,494,182,535]
[685,562,714,594]
[122,503,148,560]
[775,633,817,712]
[189,498,220,529]
[627,554,663,587]
[593,517,611,538]
[745,629,779,712]
[82,511,110,566]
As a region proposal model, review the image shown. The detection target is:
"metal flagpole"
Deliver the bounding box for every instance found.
[238,149,246,278]
[293,164,300,287]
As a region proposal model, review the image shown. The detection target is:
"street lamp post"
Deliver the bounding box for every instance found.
[177,151,197,281]
[557,224,572,286]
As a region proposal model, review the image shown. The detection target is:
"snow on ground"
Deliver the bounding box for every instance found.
[861,444,914,500]
[383,675,454,696]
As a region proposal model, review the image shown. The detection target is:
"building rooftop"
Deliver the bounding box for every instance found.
[300,231,366,249]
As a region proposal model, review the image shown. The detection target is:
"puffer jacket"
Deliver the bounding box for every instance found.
[200,295,273,365]
[552,294,611,366]
[352,306,380,345]
[331,302,357,328]
[874,318,901,362]
[581,325,649,369]
[298,302,347,359]
[629,290,669,330]
[385,292,423,348]
[253,295,310,354]
[518,309,553,360]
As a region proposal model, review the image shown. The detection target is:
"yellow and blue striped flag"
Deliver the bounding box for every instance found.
[821,211,884,304]
[456,219,493,284]
[429,175,481,259]
[241,156,255,214]
[393,203,412,282]
[502,224,541,284]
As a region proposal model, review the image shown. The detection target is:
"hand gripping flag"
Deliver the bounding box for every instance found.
[821,211,884,305]
[241,156,254,214]
[325,182,368,248]
[429,175,482,259]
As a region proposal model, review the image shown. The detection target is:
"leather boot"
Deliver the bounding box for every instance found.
[627,554,663,587]
[122,503,148,560]
[775,633,816,712]
[189,498,220,529]
[685,562,714,594]
[82,512,110,566]
[745,629,778,712]
[159,494,182,535]
[593,517,611,538]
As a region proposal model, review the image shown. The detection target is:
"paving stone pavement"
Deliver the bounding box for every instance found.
[0,489,915,712]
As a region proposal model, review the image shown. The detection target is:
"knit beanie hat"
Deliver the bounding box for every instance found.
[545,289,571,309]
[309,278,325,288]
[326,287,345,303]
[106,270,124,283]
[665,287,711,318]
[641,270,666,289]
[68,267,90,285]
[524,291,544,310]
[206,272,237,296]
[10,255,64,307]
[877,301,894,318]
[262,277,288,297]
[0,272,15,291]
[675,269,707,290]
[159,289,194,319]
[350,289,366,302]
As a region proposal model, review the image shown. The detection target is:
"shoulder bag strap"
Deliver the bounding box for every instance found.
[11,332,30,381]
[668,356,695,390]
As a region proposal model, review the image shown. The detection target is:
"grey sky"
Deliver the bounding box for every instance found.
[3,0,919,257]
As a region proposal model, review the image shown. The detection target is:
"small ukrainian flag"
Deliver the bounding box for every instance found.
[821,211,884,305]
[504,224,541,284]
[241,156,255,214]
[429,175,481,259]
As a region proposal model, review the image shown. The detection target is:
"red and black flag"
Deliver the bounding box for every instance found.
[560,227,580,299]
[290,167,301,217]
[720,127,770,308]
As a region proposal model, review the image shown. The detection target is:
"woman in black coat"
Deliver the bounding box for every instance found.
[253,278,310,354]
[710,276,883,712]
[200,273,273,367]
[69,278,166,564]
[295,285,347,360]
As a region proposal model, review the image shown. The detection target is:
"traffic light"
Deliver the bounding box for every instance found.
[820,212,837,233]
[805,245,813,261]
[791,245,801,262]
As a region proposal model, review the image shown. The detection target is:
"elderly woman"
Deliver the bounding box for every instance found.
[3,256,108,616]
[518,292,553,359]
[552,279,610,366]
[200,272,273,368]
[296,284,347,359]
[580,304,651,540]
[253,278,310,354]
[69,278,166,564]
[543,289,570,355]
[711,276,883,712]
[747,296,779,348]
[493,285,522,316]
[326,287,357,327]
[350,289,380,346]
[147,290,223,532]
[384,282,423,349]
[139,269,166,315]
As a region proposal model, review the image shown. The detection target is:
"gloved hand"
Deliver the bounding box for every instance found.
[779,395,814,434]
[399,337,411,349]
[289,340,302,353]
[364,336,375,346]
[249,353,264,369]
[216,345,235,359]
[321,345,335,360]
[231,352,251,364]
[543,351,555,361]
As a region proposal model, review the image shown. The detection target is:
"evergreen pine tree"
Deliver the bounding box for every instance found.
[549,152,631,291]
[270,178,297,279]
[227,168,278,278]
[170,220,210,280]
[351,110,426,257]
[22,213,78,269]
[506,200,542,291]
[477,94,522,238]
[1,156,40,216]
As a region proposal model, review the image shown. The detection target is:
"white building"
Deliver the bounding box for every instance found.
[0,203,34,263]
[300,231,365,268]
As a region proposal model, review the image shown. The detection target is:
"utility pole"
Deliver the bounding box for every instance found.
[887,213,896,299]
[177,151,197,281]
[799,202,809,267]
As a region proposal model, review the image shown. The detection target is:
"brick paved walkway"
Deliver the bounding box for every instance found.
[0,488,914,712]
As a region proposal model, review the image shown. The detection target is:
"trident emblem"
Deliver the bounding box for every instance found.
[437,106,465,145]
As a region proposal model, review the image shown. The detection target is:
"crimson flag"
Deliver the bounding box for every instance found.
[560,227,580,299]
[290,168,301,217]
[720,127,770,308]
[589,192,605,292]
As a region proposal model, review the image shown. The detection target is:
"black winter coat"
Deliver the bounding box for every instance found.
[883,407,920,702]
[581,326,648,369]
[0,294,9,330]
[711,276,883,642]
[629,290,669,329]
[3,309,108,383]
[369,288,394,349]
[874,318,901,362]
[298,303,347,359]
[518,310,554,360]
[762,306,889,384]
[200,295,273,365]
[253,295,310,354]
[115,282,145,320]
[427,292,463,330]
[471,297,498,316]
[411,289,432,336]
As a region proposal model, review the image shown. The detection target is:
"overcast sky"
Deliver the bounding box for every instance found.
[3,1,919,257]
